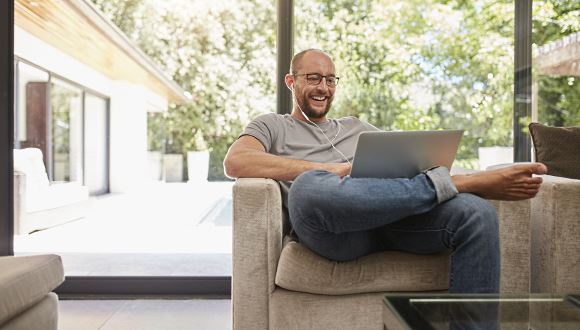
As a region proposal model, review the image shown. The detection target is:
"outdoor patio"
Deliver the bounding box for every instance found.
[14,181,234,276]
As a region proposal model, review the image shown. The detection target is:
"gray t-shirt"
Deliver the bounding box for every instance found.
[241,113,379,207]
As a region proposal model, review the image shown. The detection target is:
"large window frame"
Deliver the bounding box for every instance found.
[14,57,111,192]
[1,0,533,296]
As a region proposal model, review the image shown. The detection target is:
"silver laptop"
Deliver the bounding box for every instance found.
[350,130,464,179]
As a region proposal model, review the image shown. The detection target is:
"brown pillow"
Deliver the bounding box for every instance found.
[529,122,580,179]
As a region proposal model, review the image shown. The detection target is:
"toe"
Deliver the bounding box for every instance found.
[533,163,548,175]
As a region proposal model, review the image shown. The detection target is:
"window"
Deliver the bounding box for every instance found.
[15,62,49,152]
[533,1,580,127]
[295,0,515,169]
[50,78,83,182]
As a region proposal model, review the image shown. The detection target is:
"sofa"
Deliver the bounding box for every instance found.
[232,176,539,329]
[13,148,89,235]
[0,254,64,330]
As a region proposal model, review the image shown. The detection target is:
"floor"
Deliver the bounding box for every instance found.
[58,299,232,330]
[15,181,234,276]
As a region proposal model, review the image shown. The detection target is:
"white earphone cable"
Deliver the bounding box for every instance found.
[292,86,351,165]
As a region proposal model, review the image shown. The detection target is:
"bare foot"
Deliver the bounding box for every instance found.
[452,163,548,201]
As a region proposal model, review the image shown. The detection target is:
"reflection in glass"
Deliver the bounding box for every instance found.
[389,295,580,330]
[50,78,82,182]
[16,62,49,159]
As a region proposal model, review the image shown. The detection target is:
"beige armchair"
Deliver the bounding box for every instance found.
[530,175,580,294]
[13,148,89,235]
[232,178,535,329]
[0,254,64,330]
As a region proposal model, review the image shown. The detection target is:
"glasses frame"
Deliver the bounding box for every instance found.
[293,73,340,87]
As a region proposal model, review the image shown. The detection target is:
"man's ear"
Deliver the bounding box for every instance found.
[284,74,294,91]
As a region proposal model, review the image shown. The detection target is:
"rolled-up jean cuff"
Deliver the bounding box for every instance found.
[424,166,458,203]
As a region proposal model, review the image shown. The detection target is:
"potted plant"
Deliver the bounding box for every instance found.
[187,130,209,183]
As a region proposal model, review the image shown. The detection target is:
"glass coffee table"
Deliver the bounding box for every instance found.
[383,293,580,329]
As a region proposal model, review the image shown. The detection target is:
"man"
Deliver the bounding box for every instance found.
[224,49,546,293]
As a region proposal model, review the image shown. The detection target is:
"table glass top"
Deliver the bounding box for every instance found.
[383,294,580,330]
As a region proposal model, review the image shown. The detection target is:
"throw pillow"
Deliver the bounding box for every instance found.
[529,122,580,179]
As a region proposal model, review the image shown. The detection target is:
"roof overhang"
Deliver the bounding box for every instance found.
[534,32,580,77]
[15,0,190,104]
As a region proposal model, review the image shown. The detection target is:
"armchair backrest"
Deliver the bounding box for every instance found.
[13,148,50,191]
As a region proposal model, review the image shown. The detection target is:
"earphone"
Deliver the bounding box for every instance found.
[291,84,351,165]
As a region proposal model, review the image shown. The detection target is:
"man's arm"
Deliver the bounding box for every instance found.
[223,135,350,181]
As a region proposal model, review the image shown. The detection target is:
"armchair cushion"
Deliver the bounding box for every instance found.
[275,241,448,295]
[26,182,88,213]
[529,122,580,179]
[0,254,64,326]
[13,148,50,192]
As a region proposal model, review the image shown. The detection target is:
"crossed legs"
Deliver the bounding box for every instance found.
[288,170,499,293]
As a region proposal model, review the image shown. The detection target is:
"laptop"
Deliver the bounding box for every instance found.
[350,130,464,179]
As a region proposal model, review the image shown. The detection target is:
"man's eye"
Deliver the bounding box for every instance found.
[307,75,321,82]
[327,77,336,83]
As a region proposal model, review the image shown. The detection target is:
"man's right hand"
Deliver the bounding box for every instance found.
[322,162,352,178]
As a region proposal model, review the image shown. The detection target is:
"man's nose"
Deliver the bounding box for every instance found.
[316,79,329,91]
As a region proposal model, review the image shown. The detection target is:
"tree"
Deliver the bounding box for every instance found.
[533,1,580,127]
[296,0,515,167]
[91,0,276,180]
[92,0,576,176]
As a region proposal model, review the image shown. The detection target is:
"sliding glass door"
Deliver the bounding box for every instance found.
[84,93,109,195]
[50,78,83,183]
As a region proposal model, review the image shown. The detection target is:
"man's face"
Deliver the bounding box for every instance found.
[292,52,336,120]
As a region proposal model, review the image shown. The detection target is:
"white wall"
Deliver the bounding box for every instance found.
[15,26,168,193]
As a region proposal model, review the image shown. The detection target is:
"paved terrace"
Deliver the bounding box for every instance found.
[15,181,234,276]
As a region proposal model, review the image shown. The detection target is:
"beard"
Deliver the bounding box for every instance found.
[298,93,333,119]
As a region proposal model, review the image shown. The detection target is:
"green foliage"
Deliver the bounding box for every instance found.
[92,0,579,178]
[296,0,515,164]
[91,0,276,180]
[534,1,580,128]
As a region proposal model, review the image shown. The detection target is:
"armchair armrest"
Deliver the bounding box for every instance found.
[232,178,284,330]
[531,175,580,293]
[492,199,532,293]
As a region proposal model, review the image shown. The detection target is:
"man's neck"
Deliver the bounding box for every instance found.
[291,109,327,123]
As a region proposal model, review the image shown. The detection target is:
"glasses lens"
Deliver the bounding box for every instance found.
[327,77,337,86]
[306,74,322,85]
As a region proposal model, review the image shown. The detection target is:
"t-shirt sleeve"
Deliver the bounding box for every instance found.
[347,116,381,132]
[361,119,381,132]
[239,113,278,152]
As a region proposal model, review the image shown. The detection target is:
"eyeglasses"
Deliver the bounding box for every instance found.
[294,73,340,87]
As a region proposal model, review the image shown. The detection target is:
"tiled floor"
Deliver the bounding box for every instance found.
[58,299,232,330]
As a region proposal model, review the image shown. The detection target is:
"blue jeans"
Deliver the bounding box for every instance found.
[288,170,500,293]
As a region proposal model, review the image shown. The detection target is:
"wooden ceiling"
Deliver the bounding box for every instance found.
[15,0,188,103]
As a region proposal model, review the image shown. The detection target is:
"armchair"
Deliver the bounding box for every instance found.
[13,148,89,235]
[530,175,580,294]
[0,254,64,330]
[232,178,533,329]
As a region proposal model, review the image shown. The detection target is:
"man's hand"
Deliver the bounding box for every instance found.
[322,162,352,178]
[452,163,548,201]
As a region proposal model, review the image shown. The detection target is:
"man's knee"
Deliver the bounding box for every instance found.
[455,194,499,236]
[289,170,335,210]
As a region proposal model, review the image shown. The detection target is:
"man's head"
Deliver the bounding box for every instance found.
[285,49,338,122]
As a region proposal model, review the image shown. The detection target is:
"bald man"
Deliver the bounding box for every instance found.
[224,49,546,293]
